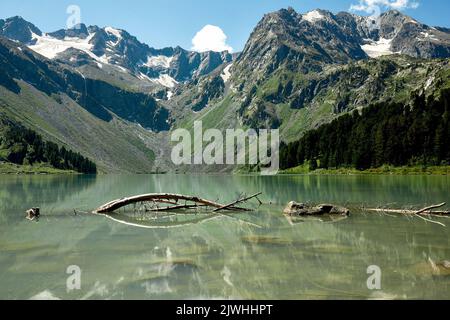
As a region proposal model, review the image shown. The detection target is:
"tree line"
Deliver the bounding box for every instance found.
[280,88,450,171]
[0,118,97,174]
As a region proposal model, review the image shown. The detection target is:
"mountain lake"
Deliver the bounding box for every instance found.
[0,174,449,300]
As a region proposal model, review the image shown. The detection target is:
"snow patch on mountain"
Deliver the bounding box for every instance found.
[139,72,178,88]
[221,63,233,83]
[144,55,173,68]
[302,10,325,23]
[115,65,128,73]
[105,27,122,42]
[153,74,178,88]
[419,32,439,42]
[424,76,435,90]
[361,38,394,58]
[29,32,96,59]
[138,72,151,81]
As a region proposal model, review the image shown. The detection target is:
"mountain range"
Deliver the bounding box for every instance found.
[0,8,449,172]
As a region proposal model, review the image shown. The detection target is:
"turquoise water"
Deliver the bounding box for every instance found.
[0,174,449,300]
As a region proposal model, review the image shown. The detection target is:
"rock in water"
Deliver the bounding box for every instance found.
[283,202,350,216]
[26,207,40,221]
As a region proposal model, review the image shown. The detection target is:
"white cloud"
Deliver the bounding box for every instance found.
[350,0,419,14]
[191,25,233,53]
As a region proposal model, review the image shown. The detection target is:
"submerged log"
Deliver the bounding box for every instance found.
[284,202,350,217]
[94,193,255,214]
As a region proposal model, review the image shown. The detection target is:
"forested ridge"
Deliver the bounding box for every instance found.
[0,116,97,174]
[280,89,450,171]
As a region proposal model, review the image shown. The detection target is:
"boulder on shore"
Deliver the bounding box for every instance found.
[284,202,350,217]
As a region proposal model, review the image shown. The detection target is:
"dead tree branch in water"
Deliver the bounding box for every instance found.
[367,203,447,227]
[366,203,448,216]
[213,193,263,212]
[415,203,447,215]
[94,193,259,214]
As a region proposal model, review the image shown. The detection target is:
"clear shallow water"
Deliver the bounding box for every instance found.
[0,174,449,300]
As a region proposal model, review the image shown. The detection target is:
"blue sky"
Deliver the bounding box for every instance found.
[1,0,449,52]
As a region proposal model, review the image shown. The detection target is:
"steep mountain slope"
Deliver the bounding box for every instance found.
[0,114,97,173]
[280,87,450,171]
[0,36,171,173]
[0,16,42,43]
[1,8,450,174]
[174,8,450,142]
[0,37,169,130]
[338,10,450,58]
[231,8,450,100]
[172,56,450,140]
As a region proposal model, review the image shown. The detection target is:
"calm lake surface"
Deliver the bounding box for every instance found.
[0,174,449,300]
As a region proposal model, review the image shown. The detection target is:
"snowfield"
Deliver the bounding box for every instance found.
[104,27,122,42]
[29,32,96,59]
[28,30,178,89]
[144,55,173,69]
[153,74,178,88]
[221,63,233,83]
[361,38,394,58]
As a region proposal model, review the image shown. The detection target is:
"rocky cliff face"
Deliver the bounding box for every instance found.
[227,8,450,131]
[0,16,42,44]
[338,10,450,59]
[232,8,450,90]
[0,36,169,131]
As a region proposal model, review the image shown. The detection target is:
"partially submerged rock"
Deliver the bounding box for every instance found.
[284,202,350,217]
[26,208,40,221]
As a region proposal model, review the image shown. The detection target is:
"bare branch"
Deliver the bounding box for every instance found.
[213,193,263,212]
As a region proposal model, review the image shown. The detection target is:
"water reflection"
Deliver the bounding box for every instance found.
[0,175,96,224]
[0,174,449,300]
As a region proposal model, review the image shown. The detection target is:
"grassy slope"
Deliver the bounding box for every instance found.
[0,81,166,173]
[2,54,447,174]
[165,56,450,174]
[203,56,449,143]
[273,56,450,142]
[67,55,450,174]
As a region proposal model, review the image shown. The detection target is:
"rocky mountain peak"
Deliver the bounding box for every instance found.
[0,16,42,43]
[48,23,90,40]
[0,16,234,90]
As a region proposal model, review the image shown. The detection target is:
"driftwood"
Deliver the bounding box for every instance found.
[213,193,262,212]
[94,193,258,214]
[284,202,350,217]
[367,203,449,216]
[367,203,448,227]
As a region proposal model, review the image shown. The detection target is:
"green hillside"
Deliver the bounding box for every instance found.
[0,115,96,174]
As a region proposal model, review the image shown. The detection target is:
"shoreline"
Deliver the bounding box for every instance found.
[279,164,450,176]
[2,162,450,176]
[0,162,77,175]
